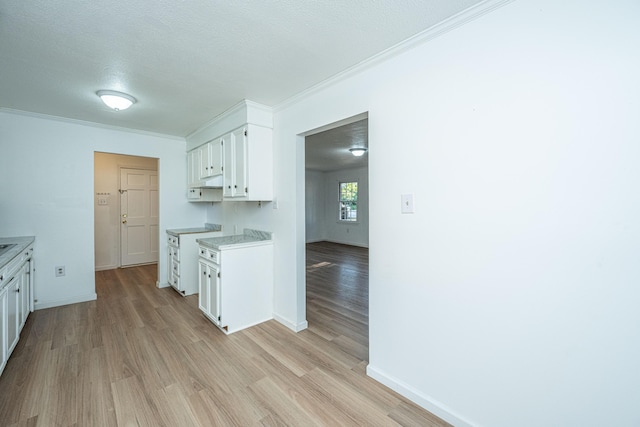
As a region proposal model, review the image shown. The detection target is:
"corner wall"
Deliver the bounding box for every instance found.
[0,112,206,308]
[271,0,640,425]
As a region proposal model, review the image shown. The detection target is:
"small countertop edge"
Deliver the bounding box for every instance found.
[0,236,35,270]
[196,229,273,250]
[167,223,222,236]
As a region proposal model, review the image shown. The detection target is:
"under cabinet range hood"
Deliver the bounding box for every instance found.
[201,175,223,188]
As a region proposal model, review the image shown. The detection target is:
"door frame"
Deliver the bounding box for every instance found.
[298,112,369,331]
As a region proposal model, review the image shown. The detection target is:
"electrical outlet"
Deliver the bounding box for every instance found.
[55,266,65,277]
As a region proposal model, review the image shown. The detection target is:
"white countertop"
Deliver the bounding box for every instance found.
[166,223,222,236]
[197,229,272,250]
[0,236,35,270]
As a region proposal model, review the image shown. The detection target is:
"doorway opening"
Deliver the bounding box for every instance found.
[303,113,370,360]
[94,152,159,283]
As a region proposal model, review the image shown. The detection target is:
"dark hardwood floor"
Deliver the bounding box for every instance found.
[0,249,450,426]
[306,241,369,362]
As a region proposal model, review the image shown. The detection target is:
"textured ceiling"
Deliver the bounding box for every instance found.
[0,0,485,137]
[306,119,368,172]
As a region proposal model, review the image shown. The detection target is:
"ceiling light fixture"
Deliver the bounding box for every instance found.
[349,147,367,157]
[97,90,136,111]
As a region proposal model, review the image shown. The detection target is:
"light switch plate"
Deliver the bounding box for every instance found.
[401,194,414,214]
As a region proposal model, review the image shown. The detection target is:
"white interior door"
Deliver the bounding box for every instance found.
[120,168,159,266]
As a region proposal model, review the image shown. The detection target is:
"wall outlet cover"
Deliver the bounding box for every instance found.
[401,194,415,214]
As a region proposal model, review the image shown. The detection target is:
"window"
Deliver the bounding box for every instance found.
[339,181,358,222]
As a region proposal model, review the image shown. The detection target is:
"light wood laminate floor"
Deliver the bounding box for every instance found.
[0,243,450,426]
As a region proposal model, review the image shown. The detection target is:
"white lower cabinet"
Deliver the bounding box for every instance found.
[198,242,273,334]
[167,229,222,296]
[0,240,34,377]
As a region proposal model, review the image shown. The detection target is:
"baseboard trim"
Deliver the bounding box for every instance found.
[366,364,477,427]
[34,293,97,310]
[274,313,308,332]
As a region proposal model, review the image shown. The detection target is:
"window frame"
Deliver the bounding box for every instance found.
[338,181,359,223]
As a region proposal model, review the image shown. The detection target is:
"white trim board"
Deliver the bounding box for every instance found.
[274,313,308,332]
[35,293,97,310]
[274,0,515,113]
[367,364,479,427]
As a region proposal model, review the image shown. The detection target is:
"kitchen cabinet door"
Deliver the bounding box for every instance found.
[187,149,202,188]
[6,277,19,355]
[223,132,234,198]
[0,287,7,375]
[198,260,209,314]
[199,138,223,180]
[198,261,220,325]
[18,263,29,329]
[231,127,248,197]
[222,125,272,200]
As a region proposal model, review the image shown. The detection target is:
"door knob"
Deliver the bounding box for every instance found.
[122,220,127,224]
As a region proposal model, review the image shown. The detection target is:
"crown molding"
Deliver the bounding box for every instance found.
[185,99,273,141]
[0,107,184,141]
[274,0,515,113]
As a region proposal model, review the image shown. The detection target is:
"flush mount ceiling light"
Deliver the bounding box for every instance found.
[349,147,367,157]
[97,90,136,111]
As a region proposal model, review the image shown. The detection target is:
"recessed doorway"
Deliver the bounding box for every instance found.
[303,114,369,360]
[94,152,159,280]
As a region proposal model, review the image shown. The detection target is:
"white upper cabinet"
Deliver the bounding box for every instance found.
[199,137,223,179]
[223,125,272,201]
[186,101,274,202]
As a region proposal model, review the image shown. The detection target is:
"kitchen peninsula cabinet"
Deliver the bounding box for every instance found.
[197,230,273,334]
[167,227,222,296]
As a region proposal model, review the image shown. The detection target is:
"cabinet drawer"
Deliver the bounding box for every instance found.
[198,246,219,264]
[167,235,179,246]
[170,273,180,290]
[206,250,219,263]
[169,246,180,261]
[0,255,22,285]
[20,246,33,262]
[171,258,180,276]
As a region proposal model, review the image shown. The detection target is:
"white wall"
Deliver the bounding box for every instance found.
[0,111,207,309]
[94,152,158,270]
[271,0,640,426]
[305,167,369,247]
[305,169,325,242]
